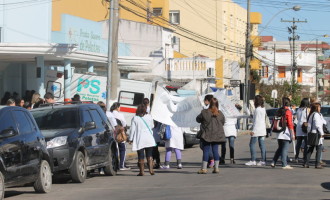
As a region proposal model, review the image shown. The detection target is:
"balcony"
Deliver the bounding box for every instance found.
[168,58,215,80]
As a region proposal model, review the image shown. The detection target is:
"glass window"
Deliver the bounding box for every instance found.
[118,91,144,106]
[12,111,32,134]
[278,66,286,78]
[152,8,162,16]
[82,110,93,123]
[0,111,17,132]
[89,110,104,129]
[169,10,180,24]
[31,108,78,130]
[321,107,330,117]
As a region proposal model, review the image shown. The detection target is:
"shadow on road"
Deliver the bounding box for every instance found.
[5,190,35,198]
[321,182,330,192]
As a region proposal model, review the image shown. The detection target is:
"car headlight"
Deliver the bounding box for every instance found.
[47,136,68,148]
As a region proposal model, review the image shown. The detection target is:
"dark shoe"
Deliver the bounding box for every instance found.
[153,163,160,169]
[220,159,225,165]
[315,165,323,169]
[147,157,155,175]
[137,159,144,176]
[230,159,236,164]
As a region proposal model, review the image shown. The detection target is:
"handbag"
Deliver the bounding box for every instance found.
[196,128,204,139]
[307,113,320,146]
[115,128,128,143]
[163,125,172,140]
[301,108,308,133]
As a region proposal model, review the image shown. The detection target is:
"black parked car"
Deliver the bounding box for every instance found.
[0,106,52,199]
[30,103,118,183]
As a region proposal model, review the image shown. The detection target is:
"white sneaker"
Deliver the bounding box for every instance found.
[282,165,293,169]
[245,161,257,166]
[99,168,105,175]
[257,161,266,166]
[119,167,131,171]
[177,164,183,169]
[161,165,170,169]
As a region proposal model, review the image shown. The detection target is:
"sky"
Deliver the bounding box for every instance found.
[233,0,330,43]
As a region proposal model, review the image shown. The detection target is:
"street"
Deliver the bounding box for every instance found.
[5,134,330,200]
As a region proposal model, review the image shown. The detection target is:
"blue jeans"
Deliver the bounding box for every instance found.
[249,136,266,162]
[202,140,220,162]
[118,142,126,168]
[221,136,236,159]
[295,136,307,161]
[272,139,290,167]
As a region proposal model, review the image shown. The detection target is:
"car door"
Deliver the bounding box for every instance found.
[12,110,40,178]
[0,110,23,182]
[81,108,99,165]
[88,109,109,164]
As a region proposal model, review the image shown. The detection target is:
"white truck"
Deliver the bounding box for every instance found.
[45,70,152,126]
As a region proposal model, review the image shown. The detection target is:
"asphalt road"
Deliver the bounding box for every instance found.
[5,135,330,200]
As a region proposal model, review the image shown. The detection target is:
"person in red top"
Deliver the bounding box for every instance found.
[271,97,295,169]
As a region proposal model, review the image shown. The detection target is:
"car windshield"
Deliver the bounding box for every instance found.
[31,108,79,130]
[321,107,330,117]
[266,109,278,117]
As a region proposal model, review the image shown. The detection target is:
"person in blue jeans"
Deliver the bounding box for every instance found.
[271,97,295,169]
[245,95,267,166]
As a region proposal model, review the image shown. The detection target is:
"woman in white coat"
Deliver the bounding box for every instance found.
[223,117,238,164]
[162,125,184,169]
[129,104,156,176]
[245,95,267,166]
[294,98,310,162]
[304,102,324,169]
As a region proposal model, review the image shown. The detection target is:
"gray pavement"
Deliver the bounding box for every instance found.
[4,134,330,200]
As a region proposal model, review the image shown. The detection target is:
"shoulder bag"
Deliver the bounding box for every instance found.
[301,108,308,133]
[307,113,321,146]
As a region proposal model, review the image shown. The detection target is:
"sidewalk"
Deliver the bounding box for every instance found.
[125,130,250,160]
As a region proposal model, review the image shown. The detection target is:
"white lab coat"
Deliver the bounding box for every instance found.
[129,114,156,151]
[106,111,117,129]
[252,107,267,137]
[165,126,184,150]
[224,117,237,137]
[295,107,309,137]
[112,110,127,127]
[307,112,325,145]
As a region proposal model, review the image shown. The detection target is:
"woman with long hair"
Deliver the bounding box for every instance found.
[129,104,156,176]
[196,98,226,174]
[303,103,325,169]
[31,93,40,109]
[271,97,295,169]
[294,98,310,162]
[245,95,267,166]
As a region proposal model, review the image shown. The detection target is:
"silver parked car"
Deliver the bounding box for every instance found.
[321,106,330,138]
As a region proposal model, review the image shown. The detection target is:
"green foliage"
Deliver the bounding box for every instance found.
[259,81,302,107]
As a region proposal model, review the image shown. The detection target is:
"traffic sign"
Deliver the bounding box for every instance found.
[271,89,278,99]
[230,80,241,87]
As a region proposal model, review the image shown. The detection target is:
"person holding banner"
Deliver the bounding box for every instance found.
[196,98,226,174]
[245,95,267,167]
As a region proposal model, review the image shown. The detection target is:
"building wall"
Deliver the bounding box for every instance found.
[0,0,52,43]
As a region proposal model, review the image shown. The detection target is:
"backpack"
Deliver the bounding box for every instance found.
[271,108,288,133]
[158,124,172,140]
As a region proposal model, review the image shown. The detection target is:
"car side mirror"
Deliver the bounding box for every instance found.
[84,121,96,130]
[0,128,17,139]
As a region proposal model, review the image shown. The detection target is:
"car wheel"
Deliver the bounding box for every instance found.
[0,171,4,199]
[104,147,118,176]
[70,151,86,183]
[34,160,52,193]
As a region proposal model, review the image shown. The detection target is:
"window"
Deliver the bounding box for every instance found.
[32,108,78,130]
[12,111,33,134]
[169,10,180,24]
[278,66,286,78]
[82,110,93,123]
[89,110,104,129]
[262,66,269,78]
[0,112,17,132]
[152,8,162,16]
[118,91,144,106]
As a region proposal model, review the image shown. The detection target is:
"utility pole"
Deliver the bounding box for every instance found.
[106,0,119,110]
[243,0,251,129]
[273,44,276,85]
[281,18,307,88]
[316,39,319,101]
